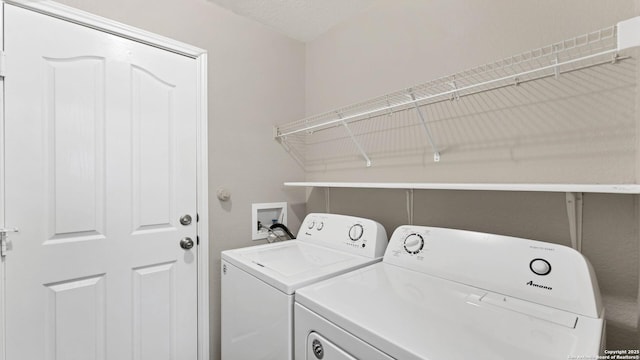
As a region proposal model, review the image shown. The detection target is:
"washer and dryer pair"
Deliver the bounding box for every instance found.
[222,213,605,360]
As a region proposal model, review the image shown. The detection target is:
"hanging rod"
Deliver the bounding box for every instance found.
[274,16,640,141]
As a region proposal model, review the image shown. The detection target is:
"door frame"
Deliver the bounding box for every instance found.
[0,1,210,359]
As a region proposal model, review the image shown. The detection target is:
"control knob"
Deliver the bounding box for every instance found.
[403,234,424,254]
[348,224,364,241]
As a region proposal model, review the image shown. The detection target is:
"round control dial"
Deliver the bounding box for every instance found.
[403,234,424,254]
[307,221,315,230]
[529,258,551,276]
[316,222,324,231]
[348,224,364,241]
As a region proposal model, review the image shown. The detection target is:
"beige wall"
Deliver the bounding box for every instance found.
[32,0,640,355]
[51,0,307,359]
[305,0,640,349]
[307,0,638,114]
[304,0,639,183]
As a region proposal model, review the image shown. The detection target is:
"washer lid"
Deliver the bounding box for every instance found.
[222,240,380,294]
[295,263,604,360]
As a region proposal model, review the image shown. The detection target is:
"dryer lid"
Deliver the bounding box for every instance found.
[295,263,604,360]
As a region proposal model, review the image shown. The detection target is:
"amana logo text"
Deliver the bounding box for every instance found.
[526,280,552,290]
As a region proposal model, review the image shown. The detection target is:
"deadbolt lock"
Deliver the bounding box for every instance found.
[180,214,192,226]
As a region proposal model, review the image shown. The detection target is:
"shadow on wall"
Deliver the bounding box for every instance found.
[284,50,637,182]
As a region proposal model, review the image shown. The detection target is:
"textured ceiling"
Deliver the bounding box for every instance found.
[208,0,377,42]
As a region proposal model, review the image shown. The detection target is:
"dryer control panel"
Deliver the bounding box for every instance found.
[297,213,388,259]
[384,225,603,319]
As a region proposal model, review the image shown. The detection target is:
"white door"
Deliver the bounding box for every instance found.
[3,4,198,360]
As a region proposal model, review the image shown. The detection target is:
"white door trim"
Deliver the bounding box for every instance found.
[0,1,210,359]
[5,0,205,58]
[195,53,210,360]
[0,5,5,360]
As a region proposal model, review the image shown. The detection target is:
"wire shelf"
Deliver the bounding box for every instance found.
[274,19,639,168]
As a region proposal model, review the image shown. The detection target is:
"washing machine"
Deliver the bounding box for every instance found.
[221,213,388,360]
[295,225,605,360]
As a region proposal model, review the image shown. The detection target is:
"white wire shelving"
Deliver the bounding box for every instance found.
[284,181,640,252]
[274,17,640,168]
[283,182,640,194]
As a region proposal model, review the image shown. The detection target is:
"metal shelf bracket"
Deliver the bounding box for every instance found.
[565,192,584,252]
[553,45,560,79]
[337,112,372,167]
[280,136,291,152]
[409,91,441,162]
[406,189,414,225]
[450,77,460,101]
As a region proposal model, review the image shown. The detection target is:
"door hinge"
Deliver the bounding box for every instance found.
[0,50,6,78]
[0,227,19,257]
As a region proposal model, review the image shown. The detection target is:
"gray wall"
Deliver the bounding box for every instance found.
[304,0,640,349]
[52,0,307,359]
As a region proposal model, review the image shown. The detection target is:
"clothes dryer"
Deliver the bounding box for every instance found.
[295,225,605,360]
[221,213,388,360]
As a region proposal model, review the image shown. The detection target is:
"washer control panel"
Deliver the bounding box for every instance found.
[383,225,602,318]
[297,213,388,259]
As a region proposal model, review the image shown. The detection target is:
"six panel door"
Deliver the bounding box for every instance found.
[4,4,199,360]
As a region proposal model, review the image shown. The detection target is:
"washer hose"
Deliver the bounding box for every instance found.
[269,223,296,240]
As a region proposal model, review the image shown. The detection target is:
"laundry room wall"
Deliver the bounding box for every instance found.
[304,0,639,183]
[303,0,640,349]
[50,0,307,359]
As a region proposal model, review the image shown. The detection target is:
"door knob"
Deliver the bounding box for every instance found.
[180,237,194,250]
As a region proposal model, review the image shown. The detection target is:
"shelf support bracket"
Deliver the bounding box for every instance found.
[385,96,393,117]
[406,189,414,225]
[337,112,372,167]
[565,192,583,252]
[553,45,560,79]
[410,92,441,162]
[450,77,460,101]
[325,188,331,213]
[279,136,291,152]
